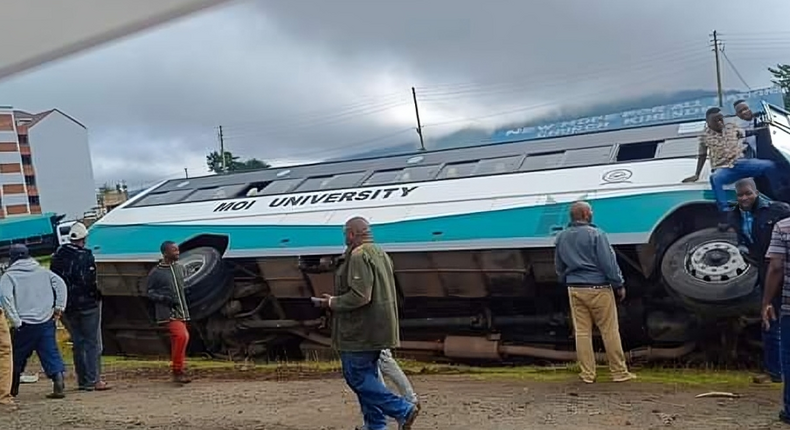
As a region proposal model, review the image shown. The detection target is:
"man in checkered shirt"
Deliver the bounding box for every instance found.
[762,218,790,424]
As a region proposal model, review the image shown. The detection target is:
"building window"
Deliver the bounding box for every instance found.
[0,115,13,132]
[28,196,40,206]
[20,155,31,165]
[0,163,21,174]
[17,135,28,145]
[5,204,28,215]
[2,184,25,194]
[24,175,35,186]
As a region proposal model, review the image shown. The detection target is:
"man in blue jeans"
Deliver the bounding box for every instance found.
[315,217,419,430]
[683,107,778,230]
[0,244,68,399]
[728,179,790,384]
[50,222,110,391]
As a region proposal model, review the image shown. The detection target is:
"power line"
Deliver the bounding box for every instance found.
[720,49,752,90]
[414,45,709,96]
[421,56,712,129]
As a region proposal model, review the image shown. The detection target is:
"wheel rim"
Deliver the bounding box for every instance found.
[685,240,750,283]
[179,253,206,284]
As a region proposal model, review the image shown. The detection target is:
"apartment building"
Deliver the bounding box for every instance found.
[0,107,96,220]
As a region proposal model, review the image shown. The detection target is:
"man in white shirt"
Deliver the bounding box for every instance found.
[734,99,758,158]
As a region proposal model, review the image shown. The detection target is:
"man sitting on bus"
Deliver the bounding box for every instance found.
[682,107,778,229]
[733,99,759,158]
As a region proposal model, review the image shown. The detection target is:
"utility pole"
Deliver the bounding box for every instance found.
[217,125,226,173]
[712,30,724,107]
[411,87,425,151]
[184,167,189,179]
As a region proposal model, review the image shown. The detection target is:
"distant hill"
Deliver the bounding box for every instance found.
[331,88,726,161]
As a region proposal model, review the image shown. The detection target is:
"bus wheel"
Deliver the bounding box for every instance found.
[660,227,758,306]
[180,246,232,321]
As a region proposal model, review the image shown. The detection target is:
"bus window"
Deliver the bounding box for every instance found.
[519,152,565,172]
[183,184,249,203]
[364,165,440,186]
[656,138,698,159]
[135,189,193,206]
[473,156,522,176]
[437,161,477,179]
[615,141,658,162]
[257,178,304,195]
[295,172,367,192]
[563,146,614,167]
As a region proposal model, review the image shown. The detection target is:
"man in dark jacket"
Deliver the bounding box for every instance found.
[314,217,419,430]
[50,222,110,391]
[146,241,191,384]
[727,178,790,383]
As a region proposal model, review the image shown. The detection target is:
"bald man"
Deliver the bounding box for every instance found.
[554,201,636,384]
[314,217,419,430]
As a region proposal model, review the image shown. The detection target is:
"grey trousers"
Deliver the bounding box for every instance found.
[376,349,417,403]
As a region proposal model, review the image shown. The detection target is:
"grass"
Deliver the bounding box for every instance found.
[55,353,760,389]
[49,328,763,388]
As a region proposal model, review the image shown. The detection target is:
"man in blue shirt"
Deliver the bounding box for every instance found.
[554,201,636,384]
[729,178,790,384]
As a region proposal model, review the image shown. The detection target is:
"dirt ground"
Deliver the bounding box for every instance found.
[0,370,787,430]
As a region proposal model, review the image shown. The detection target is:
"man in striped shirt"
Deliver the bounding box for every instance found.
[762,218,790,424]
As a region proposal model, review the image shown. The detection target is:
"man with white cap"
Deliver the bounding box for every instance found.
[50,222,110,391]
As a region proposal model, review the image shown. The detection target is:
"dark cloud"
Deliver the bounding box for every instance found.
[0,0,788,188]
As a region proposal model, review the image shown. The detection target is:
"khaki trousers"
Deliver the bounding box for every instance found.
[0,312,13,405]
[568,287,629,382]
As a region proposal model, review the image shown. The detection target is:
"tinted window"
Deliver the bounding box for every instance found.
[616,141,658,162]
[295,172,368,192]
[437,161,477,179]
[473,156,523,175]
[258,179,303,195]
[520,152,565,172]
[563,146,613,167]
[656,138,698,159]
[135,189,192,206]
[364,165,440,185]
[183,185,249,202]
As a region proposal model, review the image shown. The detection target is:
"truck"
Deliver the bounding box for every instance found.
[0,212,64,263]
[87,101,790,364]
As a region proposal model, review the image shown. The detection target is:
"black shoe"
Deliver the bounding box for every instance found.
[10,373,19,397]
[46,373,65,399]
[780,410,790,424]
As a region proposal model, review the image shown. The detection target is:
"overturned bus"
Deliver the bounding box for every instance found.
[88,102,790,364]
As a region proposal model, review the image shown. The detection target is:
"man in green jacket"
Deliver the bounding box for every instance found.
[315,216,419,430]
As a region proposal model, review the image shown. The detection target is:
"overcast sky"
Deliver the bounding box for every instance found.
[1,0,789,189]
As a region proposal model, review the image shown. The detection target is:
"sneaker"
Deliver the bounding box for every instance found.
[613,372,638,383]
[172,372,192,385]
[579,375,596,384]
[753,373,778,384]
[779,410,790,425]
[94,381,112,391]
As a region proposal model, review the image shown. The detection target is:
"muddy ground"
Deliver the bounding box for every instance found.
[0,367,787,430]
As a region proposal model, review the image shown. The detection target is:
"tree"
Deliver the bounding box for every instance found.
[206,150,270,173]
[768,64,790,108]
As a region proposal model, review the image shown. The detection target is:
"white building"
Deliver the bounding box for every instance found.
[0,107,96,220]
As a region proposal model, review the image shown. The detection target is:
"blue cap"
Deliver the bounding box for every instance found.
[9,244,29,263]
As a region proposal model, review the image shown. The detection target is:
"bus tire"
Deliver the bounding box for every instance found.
[660,227,758,306]
[180,246,232,321]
